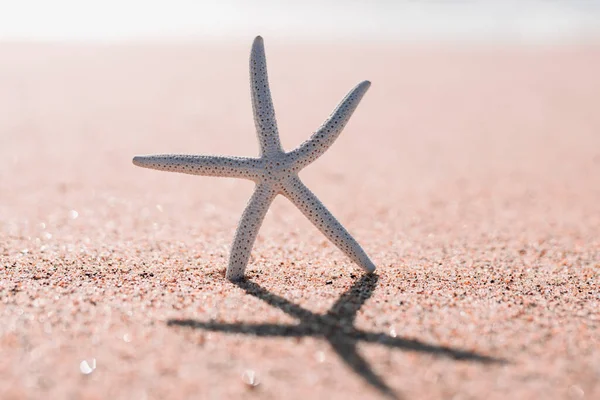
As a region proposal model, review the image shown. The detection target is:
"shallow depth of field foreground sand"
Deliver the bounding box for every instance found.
[1,41,599,399]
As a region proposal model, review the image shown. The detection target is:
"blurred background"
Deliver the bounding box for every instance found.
[2,0,600,43]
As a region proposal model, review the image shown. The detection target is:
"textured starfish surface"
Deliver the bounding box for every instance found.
[133,36,375,281]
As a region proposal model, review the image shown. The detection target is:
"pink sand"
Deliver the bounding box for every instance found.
[1,41,599,399]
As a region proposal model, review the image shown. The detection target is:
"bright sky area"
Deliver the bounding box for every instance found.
[1,0,600,42]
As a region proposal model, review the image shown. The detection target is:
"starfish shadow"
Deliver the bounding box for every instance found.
[168,274,505,398]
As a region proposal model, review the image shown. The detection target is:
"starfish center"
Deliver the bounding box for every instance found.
[259,154,296,184]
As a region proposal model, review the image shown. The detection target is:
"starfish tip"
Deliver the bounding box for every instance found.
[132,156,144,167]
[365,260,376,273]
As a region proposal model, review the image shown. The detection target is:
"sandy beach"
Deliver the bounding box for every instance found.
[1,41,599,399]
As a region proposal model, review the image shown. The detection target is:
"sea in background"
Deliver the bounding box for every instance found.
[1,0,600,43]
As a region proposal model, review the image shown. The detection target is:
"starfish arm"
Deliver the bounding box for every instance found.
[289,80,370,168]
[132,154,261,180]
[227,183,278,280]
[250,36,283,156]
[282,177,375,273]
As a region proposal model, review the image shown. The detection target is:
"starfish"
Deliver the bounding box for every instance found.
[133,36,375,281]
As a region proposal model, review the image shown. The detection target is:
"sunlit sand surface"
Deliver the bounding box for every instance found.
[1,41,599,399]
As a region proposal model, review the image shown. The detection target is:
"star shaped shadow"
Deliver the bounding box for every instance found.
[168,274,505,398]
